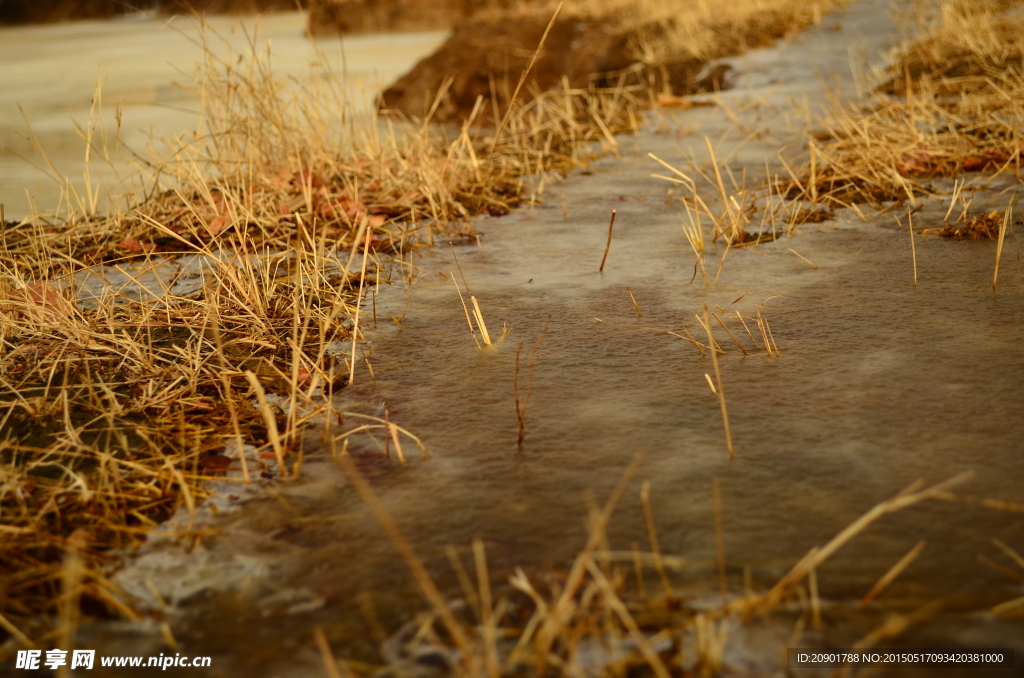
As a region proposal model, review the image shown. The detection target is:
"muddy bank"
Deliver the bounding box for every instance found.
[380,3,843,123]
[307,0,477,35]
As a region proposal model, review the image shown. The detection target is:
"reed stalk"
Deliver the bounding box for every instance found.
[599,209,618,272]
[703,304,734,457]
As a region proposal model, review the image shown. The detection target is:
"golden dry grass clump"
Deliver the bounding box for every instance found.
[0,14,650,644]
[785,0,1024,214]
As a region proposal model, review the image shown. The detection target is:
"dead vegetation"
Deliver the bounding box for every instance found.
[1,0,839,644]
[0,13,646,646]
[0,0,842,646]
[6,0,1011,660]
[651,146,838,268]
[333,453,977,677]
[783,0,1024,224]
[930,209,1005,239]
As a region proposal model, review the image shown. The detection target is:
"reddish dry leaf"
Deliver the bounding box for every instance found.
[340,196,368,218]
[898,147,933,174]
[962,151,1007,172]
[207,217,232,236]
[6,281,73,323]
[290,171,326,189]
[963,156,985,171]
[317,195,375,223]
[117,238,155,253]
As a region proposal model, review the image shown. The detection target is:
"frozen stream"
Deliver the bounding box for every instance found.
[10,1,1024,676]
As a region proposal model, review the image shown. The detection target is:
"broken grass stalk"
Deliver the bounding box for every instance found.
[910,212,918,286]
[859,540,927,609]
[470,296,492,346]
[244,370,286,476]
[452,273,482,349]
[993,201,1012,289]
[703,303,734,457]
[450,241,471,292]
[626,286,643,317]
[711,312,749,356]
[513,319,549,448]
[599,209,618,272]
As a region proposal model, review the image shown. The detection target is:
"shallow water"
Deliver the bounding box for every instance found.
[15,1,1024,676]
[0,11,447,217]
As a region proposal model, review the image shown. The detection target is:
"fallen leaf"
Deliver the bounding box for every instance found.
[963,156,985,172]
[117,238,155,253]
[5,281,73,323]
[290,171,326,189]
[207,217,232,236]
[898,147,933,174]
[340,197,368,219]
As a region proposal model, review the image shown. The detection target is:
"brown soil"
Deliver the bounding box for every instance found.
[306,0,481,35]
[380,16,640,122]
[379,7,825,124]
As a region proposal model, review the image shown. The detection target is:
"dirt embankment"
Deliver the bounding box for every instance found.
[380,16,633,122]
[306,0,482,35]
[0,0,303,25]
[380,5,814,124]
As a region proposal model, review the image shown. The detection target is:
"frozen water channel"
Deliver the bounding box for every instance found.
[8,1,1024,676]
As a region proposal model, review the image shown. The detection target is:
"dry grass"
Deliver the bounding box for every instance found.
[335,453,973,677]
[782,0,1024,218]
[473,0,847,66]
[0,0,924,654]
[0,16,646,645]
[651,148,841,260]
[927,209,1004,238]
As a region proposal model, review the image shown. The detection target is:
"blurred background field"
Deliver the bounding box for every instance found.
[0,8,448,216]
